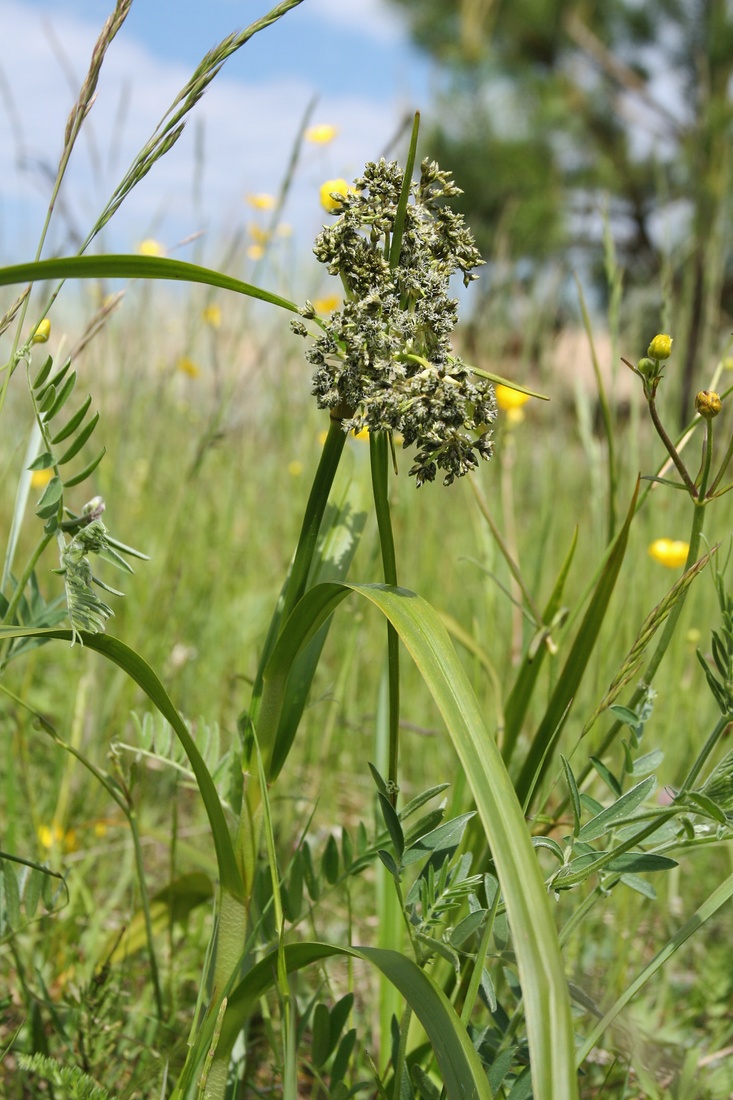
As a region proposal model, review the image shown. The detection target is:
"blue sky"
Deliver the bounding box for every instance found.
[0,0,436,274]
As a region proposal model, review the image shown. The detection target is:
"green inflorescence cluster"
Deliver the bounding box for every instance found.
[293,158,496,486]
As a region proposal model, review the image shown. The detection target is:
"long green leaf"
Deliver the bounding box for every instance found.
[0,255,299,315]
[220,942,493,1100]
[0,626,242,899]
[514,481,639,808]
[258,582,578,1100]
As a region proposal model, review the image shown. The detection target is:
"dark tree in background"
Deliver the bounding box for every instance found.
[389,0,733,414]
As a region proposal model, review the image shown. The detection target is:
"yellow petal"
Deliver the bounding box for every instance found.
[648,538,689,569]
[137,238,164,257]
[495,383,531,411]
[202,305,222,329]
[313,294,340,314]
[305,124,338,145]
[245,193,275,210]
[177,356,200,378]
[30,467,54,489]
[319,178,353,213]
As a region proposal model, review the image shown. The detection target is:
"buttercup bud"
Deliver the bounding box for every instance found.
[647,334,673,360]
[695,390,722,419]
[636,357,656,376]
[32,319,51,344]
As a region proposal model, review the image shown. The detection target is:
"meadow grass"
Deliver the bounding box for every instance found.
[2,5,733,1099]
[3,276,732,1098]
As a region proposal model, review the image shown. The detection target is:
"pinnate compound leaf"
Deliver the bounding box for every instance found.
[577,775,656,842]
[50,395,93,444]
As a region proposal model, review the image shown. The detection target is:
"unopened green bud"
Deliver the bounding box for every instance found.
[637,357,656,376]
[647,334,672,360]
[695,390,722,419]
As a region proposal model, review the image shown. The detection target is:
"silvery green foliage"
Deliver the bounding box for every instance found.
[51,498,147,643]
[295,158,496,486]
[56,518,115,642]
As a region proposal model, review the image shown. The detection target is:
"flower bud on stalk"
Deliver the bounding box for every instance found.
[31,318,51,344]
[647,334,673,360]
[695,390,722,419]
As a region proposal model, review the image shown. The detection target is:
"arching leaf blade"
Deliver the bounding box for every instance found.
[219,942,493,1100]
[258,582,578,1100]
[0,255,299,314]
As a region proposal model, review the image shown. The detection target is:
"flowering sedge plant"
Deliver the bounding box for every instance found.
[297,158,497,485]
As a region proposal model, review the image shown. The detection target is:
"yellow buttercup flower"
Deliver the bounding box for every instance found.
[37,823,78,853]
[495,383,531,412]
[352,426,370,441]
[138,238,165,257]
[648,538,689,569]
[30,467,54,489]
[313,294,340,314]
[177,356,200,378]
[202,304,222,329]
[320,178,353,213]
[647,334,673,360]
[288,460,303,477]
[31,318,51,344]
[247,244,265,261]
[305,123,338,145]
[246,193,275,210]
[249,224,271,245]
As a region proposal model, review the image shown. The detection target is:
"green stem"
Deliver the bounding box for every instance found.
[0,533,53,632]
[244,411,348,736]
[391,1003,413,1100]
[128,804,164,1020]
[677,713,732,797]
[647,392,697,496]
[460,887,500,1026]
[280,409,350,624]
[707,419,733,496]
[370,431,400,805]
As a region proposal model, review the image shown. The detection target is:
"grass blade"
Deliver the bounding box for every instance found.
[0,255,299,315]
[259,582,579,1100]
[220,942,493,1100]
[514,481,639,809]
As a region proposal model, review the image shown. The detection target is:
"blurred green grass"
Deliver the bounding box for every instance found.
[2,275,732,1097]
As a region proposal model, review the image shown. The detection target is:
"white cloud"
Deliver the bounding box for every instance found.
[305,0,408,43]
[0,0,416,267]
